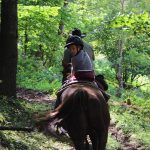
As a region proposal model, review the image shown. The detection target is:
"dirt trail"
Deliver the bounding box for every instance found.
[109,122,146,150]
[17,88,147,150]
[17,87,55,105]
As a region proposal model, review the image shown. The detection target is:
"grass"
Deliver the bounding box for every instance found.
[107,133,121,150]
[0,96,123,150]
[0,96,73,150]
[0,131,73,150]
[110,101,150,149]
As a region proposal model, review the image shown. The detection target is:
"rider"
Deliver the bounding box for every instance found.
[54,35,95,108]
[65,35,95,82]
[62,28,95,83]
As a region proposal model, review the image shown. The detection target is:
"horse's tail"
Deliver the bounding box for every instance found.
[55,88,89,120]
[72,88,109,130]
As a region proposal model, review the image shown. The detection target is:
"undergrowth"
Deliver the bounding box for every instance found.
[110,88,150,149]
[17,56,61,94]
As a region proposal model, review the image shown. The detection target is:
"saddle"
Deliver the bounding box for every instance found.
[57,80,110,102]
[56,80,97,97]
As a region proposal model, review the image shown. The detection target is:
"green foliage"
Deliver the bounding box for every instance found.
[123,88,150,109]
[14,0,150,148]
[94,54,116,80]
[95,12,150,85]
[111,108,150,148]
[109,80,150,148]
[0,97,34,127]
[110,12,150,35]
[18,4,64,66]
[0,96,73,150]
[107,133,121,150]
[125,49,150,80]
[0,114,5,124]
[17,56,61,93]
[18,0,63,6]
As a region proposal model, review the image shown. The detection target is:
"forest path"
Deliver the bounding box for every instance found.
[17,88,147,150]
[17,87,56,105]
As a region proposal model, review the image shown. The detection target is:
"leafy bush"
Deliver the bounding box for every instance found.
[17,56,62,93]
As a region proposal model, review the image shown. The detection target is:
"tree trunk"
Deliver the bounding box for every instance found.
[116,39,124,97]
[58,0,68,35]
[0,0,18,97]
[116,0,126,97]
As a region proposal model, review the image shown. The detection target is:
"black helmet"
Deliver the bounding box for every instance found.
[65,35,83,49]
[72,28,86,38]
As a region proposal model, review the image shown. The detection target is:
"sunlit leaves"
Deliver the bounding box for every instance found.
[18,0,63,6]
[18,4,63,66]
[110,12,150,35]
[0,113,6,124]
[95,10,150,84]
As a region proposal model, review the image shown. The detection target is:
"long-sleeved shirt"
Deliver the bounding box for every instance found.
[71,50,94,73]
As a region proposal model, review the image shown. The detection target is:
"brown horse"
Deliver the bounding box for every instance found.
[35,83,110,150]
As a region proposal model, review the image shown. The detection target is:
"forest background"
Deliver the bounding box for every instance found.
[0,0,150,149]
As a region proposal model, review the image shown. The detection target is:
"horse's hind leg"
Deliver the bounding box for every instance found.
[68,129,86,150]
[85,137,90,150]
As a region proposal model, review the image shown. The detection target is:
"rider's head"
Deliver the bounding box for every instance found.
[65,35,83,56]
[71,28,86,38]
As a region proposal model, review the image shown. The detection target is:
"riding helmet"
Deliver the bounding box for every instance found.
[65,35,83,49]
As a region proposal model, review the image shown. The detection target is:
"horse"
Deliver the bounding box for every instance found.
[35,83,110,150]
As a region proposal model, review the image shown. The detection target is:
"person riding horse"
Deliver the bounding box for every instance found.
[66,35,95,82]
[55,35,110,108]
[62,28,95,83]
